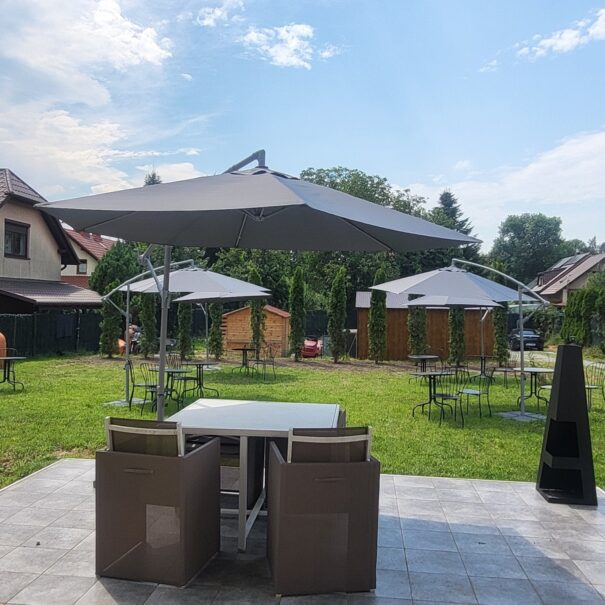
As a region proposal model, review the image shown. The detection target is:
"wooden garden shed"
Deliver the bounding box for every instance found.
[222,304,291,357]
[356,291,494,361]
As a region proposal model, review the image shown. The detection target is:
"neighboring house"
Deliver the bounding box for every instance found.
[61,230,115,288]
[0,169,103,313]
[533,253,605,306]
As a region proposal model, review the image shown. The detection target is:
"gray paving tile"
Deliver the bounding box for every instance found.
[575,559,605,585]
[8,573,95,605]
[392,475,435,488]
[0,492,44,508]
[402,530,457,552]
[74,578,156,605]
[348,595,411,604]
[516,555,588,582]
[54,481,94,496]
[472,480,518,493]
[5,507,66,527]
[531,580,605,604]
[0,543,14,557]
[23,526,92,550]
[405,549,466,576]
[72,531,96,552]
[31,466,86,481]
[469,576,542,605]
[379,527,404,549]
[397,499,443,515]
[441,502,491,519]
[0,524,40,547]
[374,569,411,599]
[486,505,537,522]
[281,595,347,604]
[380,514,403,530]
[0,571,38,603]
[0,545,67,573]
[447,517,500,536]
[432,478,473,490]
[478,491,526,507]
[504,536,570,559]
[436,489,482,504]
[52,509,95,530]
[3,478,68,494]
[461,553,525,579]
[395,487,439,501]
[400,515,449,533]
[561,538,605,561]
[29,492,88,510]
[378,547,406,571]
[142,584,219,604]
[44,549,95,577]
[452,533,511,555]
[576,510,605,526]
[0,506,22,523]
[409,571,476,603]
[495,520,549,538]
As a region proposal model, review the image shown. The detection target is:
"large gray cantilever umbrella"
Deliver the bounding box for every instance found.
[38,151,478,419]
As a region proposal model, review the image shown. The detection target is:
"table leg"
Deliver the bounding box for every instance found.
[200,365,219,397]
[238,436,248,551]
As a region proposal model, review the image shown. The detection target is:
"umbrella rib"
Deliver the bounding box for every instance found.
[235,212,248,247]
[336,216,392,251]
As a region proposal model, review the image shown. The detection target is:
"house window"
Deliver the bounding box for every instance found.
[4,220,29,259]
[77,259,88,274]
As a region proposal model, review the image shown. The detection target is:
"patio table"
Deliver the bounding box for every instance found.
[183,360,219,397]
[150,366,190,402]
[232,347,257,374]
[514,367,554,410]
[168,398,340,551]
[408,354,440,372]
[411,370,454,420]
[0,356,26,391]
[468,354,494,381]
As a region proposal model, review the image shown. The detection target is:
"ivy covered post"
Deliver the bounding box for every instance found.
[408,306,427,356]
[99,280,122,358]
[493,304,509,366]
[139,295,157,359]
[328,266,347,363]
[289,267,306,361]
[177,303,193,360]
[248,264,266,354]
[368,268,387,363]
[208,303,224,361]
[448,308,465,365]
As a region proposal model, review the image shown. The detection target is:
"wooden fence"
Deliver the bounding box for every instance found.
[357,308,494,361]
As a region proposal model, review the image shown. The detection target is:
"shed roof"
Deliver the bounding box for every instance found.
[356,291,410,309]
[223,304,290,318]
[0,277,102,308]
[0,169,78,265]
[65,230,115,261]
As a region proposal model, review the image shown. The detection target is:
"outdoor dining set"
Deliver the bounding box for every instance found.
[95,399,379,597]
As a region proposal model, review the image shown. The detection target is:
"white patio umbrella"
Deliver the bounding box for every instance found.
[38,151,478,419]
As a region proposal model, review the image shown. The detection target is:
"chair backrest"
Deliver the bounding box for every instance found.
[287,426,372,463]
[139,363,157,385]
[437,369,468,395]
[105,417,184,456]
[126,359,135,381]
[167,353,181,369]
[586,362,605,387]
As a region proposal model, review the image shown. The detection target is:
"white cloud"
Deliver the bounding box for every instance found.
[180,72,193,81]
[479,59,498,73]
[136,162,205,183]
[241,23,337,69]
[453,160,473,172]
[2,0,172,107]
[517,8,605,59]
[196,0,245,28]
[405,129,605,249]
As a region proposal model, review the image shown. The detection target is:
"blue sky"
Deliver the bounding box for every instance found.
[1,0,604,250]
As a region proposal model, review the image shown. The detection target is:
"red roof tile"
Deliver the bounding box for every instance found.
[65,230,116,261]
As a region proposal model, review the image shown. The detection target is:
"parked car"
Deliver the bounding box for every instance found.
[302,336,323,358]
[509,329,544,351]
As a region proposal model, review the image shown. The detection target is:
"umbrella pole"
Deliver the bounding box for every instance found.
[204,303,209,361]
[518,286,526,415]
[156,245,172,421]
[124,285,131,404]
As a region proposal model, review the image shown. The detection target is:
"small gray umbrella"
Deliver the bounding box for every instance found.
[38,154,478,419]
[406,295,502,309]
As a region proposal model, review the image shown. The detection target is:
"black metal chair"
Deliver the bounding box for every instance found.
[252,344,276,380]
[3,348,24,392]
[166,354,198,407]
[585,362,605,410]
[434,369,468,427]
[459,367,494,419]
[138,363,158,415]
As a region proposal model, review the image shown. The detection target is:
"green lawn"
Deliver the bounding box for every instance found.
[1,355,604,489]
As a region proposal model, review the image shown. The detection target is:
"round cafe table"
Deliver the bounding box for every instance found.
[514,367,554,410]
[408,354,440,373]
[183,360,219,397]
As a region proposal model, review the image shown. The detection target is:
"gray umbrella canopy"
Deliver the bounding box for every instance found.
[406,295,502,308]
[120,267,270,297]
[37,168,478,252]
[372,267,536,302]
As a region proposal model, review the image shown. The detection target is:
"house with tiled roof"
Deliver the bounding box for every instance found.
[61,229,116,288]
[533,253,605,305]
[0,169,102,313]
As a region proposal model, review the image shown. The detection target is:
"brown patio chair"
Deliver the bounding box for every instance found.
[96,418,220,587]
[267,426,379,596]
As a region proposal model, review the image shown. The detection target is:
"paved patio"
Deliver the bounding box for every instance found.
[1,460,605,604]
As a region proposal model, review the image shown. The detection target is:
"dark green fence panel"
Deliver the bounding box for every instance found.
[0,311,101,356]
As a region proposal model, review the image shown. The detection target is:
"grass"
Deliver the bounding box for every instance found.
[1,354,604,489]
